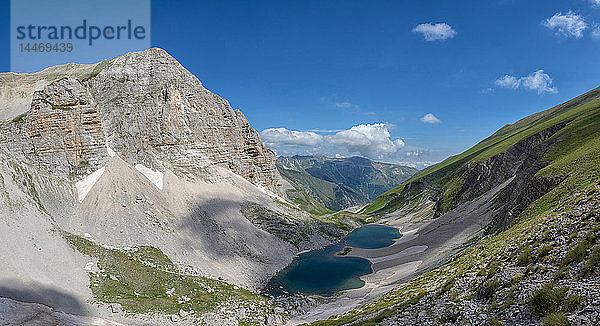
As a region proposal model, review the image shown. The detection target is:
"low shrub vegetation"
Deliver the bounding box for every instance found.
[542,312,569,326]
[488,317,502,326]
[479,279,502,300]
[530,283,567,317]
[529,283,580,319]
[439,277,455,295]
[563,232,596,266]
[517,248,533,266]
[584,246,600,275]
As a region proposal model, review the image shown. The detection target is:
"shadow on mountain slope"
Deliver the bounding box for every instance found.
[0,281,88,315]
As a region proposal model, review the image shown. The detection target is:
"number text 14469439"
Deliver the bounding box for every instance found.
[19,43,73,52]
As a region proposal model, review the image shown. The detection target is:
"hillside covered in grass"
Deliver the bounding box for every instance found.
[362,86,600,225]
[310,86,600,325]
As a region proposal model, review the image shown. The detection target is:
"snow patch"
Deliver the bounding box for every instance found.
[135,164,164,190]
[76,167,105,202]
[84,262,94,271]
[254,183,268,194]
[106,144,116,157]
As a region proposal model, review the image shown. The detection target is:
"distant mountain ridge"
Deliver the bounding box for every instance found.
[277,155,418,212]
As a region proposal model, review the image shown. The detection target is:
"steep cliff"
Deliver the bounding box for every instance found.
[85,48,282,192]
[0,63,94,121]
[1,48,282,193]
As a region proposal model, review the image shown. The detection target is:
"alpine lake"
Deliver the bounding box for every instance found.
[264,224,401,296]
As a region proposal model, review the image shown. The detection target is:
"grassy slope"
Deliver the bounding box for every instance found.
[279,168,342,214]
[362,86,600,215]
[60,230,272,322]
[284,186,335,216]
[312,87,600,325]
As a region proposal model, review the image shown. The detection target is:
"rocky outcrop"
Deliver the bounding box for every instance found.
[0,48,282,193]
[377,122,569,226]
[0,63,94,121]
[240,202,350,250]
[449,121,569,228]
[0,78,107,180]
[26,78,107,178]
[84,48,281,193]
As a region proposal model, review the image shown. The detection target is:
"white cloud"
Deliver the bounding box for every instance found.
[543,11,587,38]
[591,0,600,6]
[335,101,359,109]
[420,113,442,124]
[261,128,323,146]
[520,70,558,94]
[405,151,422,157]
[494,70,558,94]
[325,123,405,158]
[412,23,457,41]
[307,128,343,133]
[495,75,520,89]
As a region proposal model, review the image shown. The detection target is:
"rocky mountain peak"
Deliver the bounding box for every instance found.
[0,48,283,193]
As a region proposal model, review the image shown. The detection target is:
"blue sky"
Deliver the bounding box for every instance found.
[2,0,600,167]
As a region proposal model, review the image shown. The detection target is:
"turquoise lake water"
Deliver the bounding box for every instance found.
[264,224,401,296]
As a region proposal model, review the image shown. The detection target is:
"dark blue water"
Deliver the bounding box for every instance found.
[264,224,401,296]
[345,224,401,249]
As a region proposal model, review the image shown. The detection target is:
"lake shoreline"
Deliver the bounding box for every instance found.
[264,224,403,297]
[286,222,427,325]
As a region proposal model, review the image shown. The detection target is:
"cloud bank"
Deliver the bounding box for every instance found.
[261,128,323,146]
[326,123,405,158]
[262,124,405,159]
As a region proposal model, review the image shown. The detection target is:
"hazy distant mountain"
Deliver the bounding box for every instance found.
[277,155,418,213]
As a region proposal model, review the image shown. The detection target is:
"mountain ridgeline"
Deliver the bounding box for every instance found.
[277,156,418,213]
[362,85,600,230]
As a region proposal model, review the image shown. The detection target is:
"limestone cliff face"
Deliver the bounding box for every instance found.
[0,63,94,121]
[85,48,281,191]
[26,78,107,178]
[0,48,282,193]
